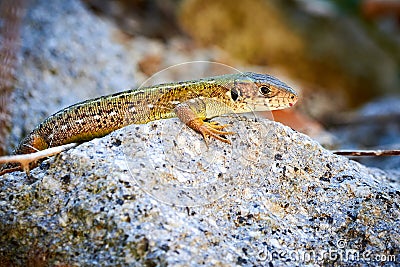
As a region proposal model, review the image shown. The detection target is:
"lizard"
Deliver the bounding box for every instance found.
[0,72,298,175]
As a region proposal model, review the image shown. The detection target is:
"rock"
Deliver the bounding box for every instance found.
[2,0,398,265]
[0,116,399,266]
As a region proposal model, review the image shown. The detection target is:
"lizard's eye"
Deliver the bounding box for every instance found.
[259,85,271,95]
[231,88,239,101]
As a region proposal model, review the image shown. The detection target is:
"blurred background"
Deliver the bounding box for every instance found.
[1,0,399,170]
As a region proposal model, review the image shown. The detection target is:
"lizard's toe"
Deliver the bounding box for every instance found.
[199,121,234,144]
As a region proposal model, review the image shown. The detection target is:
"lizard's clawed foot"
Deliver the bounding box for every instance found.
[188,119,234,144]
[174,100,234,144]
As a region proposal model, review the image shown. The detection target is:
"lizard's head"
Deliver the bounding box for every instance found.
[230,72,298,112]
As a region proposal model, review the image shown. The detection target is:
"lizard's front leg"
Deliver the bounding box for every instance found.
[174,98,234,144]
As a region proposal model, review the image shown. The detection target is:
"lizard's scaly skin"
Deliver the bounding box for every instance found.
[1,72,298,174]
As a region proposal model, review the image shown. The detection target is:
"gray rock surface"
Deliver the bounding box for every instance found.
[0,117,399,266]
[1,0,399,266]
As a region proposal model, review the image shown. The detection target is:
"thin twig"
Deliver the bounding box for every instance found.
[331,149,400,156]
[0,142,77,175]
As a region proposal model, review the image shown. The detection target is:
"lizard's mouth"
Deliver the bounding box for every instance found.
[288,96,298,107]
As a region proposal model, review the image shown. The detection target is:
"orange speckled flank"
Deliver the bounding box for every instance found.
[0,72,297,174]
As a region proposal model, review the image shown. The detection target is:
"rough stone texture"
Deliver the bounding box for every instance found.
[0,117,399,266]
[1,0,399,266]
